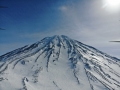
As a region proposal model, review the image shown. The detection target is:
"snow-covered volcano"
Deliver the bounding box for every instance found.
[0,35,120,90]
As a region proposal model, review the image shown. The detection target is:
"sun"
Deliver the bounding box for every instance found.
[106,0,120,7]
[102,0,120,12]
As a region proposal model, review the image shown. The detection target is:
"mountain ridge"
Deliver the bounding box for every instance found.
[0,35,120,90]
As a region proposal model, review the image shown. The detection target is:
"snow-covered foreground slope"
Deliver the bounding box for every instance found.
[0,35,120,90]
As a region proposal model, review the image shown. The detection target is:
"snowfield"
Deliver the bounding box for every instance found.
[0,35,120,90]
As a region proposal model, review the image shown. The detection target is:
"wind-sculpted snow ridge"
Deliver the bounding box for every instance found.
[0,35,120,90]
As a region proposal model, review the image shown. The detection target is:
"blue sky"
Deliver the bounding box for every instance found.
[0,0,120,58]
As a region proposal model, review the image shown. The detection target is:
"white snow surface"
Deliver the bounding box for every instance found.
[0,35,120,90]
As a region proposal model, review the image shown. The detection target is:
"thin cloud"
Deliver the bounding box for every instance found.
[59,6,68,12]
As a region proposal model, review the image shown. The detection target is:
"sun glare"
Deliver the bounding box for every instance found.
[103,0,120,12]
[107,0,120,7]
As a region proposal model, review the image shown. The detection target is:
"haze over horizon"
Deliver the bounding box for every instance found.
[0,0,120,58]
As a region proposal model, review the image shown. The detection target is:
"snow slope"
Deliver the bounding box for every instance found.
[0,35,120,90]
